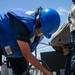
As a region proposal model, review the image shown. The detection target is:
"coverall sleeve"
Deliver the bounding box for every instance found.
[8,13,30,43]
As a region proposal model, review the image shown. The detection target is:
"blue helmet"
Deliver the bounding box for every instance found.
[40,8,60,38]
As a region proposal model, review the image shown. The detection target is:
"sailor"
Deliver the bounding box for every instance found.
[0,7,60,75]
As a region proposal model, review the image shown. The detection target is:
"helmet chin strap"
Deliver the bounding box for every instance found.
[35,7,43,28]
[35,6,42,16]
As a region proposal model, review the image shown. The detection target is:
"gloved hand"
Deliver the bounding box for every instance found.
[70,55,75,72]
[30,36,40,52]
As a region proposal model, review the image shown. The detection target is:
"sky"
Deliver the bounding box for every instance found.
[0,0,73,59]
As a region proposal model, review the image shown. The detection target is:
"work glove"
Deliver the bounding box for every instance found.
[30,36,40,52]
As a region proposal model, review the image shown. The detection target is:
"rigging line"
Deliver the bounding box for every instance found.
[40,42,51,46]
[37,45,50,49]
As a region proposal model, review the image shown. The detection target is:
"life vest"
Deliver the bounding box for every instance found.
[0,8,37,58]
[8,8,36,38]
